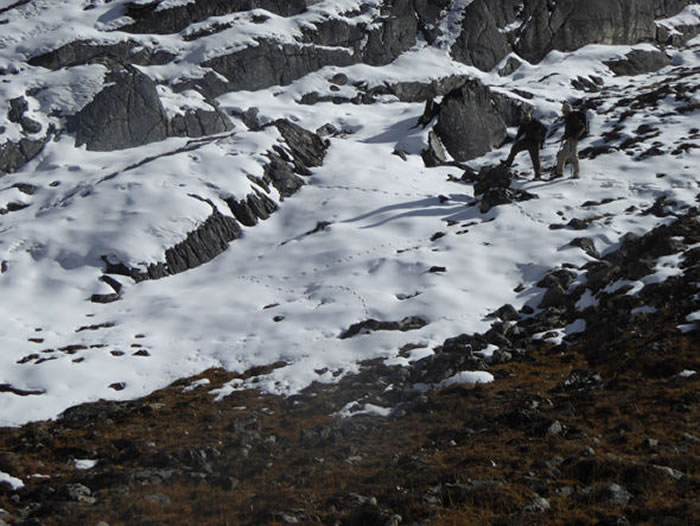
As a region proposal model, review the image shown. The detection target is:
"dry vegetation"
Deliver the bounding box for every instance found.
[1,212,699,526]
[1,303,698,525]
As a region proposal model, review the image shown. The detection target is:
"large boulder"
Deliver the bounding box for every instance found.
[67,64,169,151]
[433,79,507,162]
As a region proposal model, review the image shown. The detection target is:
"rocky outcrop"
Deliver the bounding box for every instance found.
[432,79,507,162]
[66,64,169,151]
[101,119,327,280]
[28,40,176,70]
[514,0,686,65]
[413,0,451,43]
[605,48,671,76]
[169,105,234,138]
[119,0,322,35]
[104,205,242,282]
[65,63,233,150]
[196,40,354,98]
[0,135,51,175]
[447,0,691,72]
[450,0,520,71]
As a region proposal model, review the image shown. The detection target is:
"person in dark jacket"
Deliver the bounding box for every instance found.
[503,109,547,179]
[554,102,587,179]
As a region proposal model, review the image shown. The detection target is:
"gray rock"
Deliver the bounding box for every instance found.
[538,283,568,309]
[28,40,176,70]
[524,496,551,513]
[168,105,233,138]
[67,64,169,151]
[571,237,601,259]
[7,96,28,122]
[65,483,96,504]
[20,116,42,134]
[451,0,518,71]
[226,191,278,227]
[597,483,634,507]
[516,0,666,64]
[433,79,507,161]
[498,56,523,77]
[340,316,428,339]
[474,164,513,195]
[201,40,355,96]
[0,136,50,175]
[605,49,671,76]
[480,186,537,214]
[121,0,321,34]
[275,119,327,169]
[421,130,449,167]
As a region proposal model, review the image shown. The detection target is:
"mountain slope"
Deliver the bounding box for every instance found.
[0,2,698,521]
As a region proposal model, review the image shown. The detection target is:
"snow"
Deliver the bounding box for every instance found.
[0,1,698,427]
[337,401,394,419]
[439,371,495,387]
[73,459,98,470]
[0,471,24,491]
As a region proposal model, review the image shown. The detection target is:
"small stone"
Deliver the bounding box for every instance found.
[524,496,550,513]
[65,483,96,504]
[600,483,633,507]
[642,437,659,450]
[546,420,564,435]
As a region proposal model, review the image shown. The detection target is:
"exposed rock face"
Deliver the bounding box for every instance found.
[67,64,169,151]
[447,0,691,71]
[28,40,176,70]
[0,136,50,175]
[450,0,520,71]
[200,40,355,97]
[66,63,233,150]
[515,0,672,65]
[414,0,451,43]
[433,79,507,161]
[605,49,672,76]
[120,0,322,34]
[168,105,234,138]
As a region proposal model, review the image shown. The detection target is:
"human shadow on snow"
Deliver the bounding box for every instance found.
[342,194,474,229]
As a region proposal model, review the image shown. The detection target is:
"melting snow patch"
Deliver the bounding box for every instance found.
[337,401,394,418]
[678,311,700,333]
[576,289,599,310]
[439,371,494,387]
[0,471,24,490]
[73,459,98,470]
[476,344,499,360]
[182,378,211,392]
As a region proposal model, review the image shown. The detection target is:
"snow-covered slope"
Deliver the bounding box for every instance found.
[0,0,698,426]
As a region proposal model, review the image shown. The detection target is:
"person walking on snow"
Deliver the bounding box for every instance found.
[503,109,547,179]
[554,102,587,179]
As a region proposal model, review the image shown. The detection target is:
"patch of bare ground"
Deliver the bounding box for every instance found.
[1,211,698,525]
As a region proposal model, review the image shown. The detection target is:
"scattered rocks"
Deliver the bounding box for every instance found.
[340,316,428,339]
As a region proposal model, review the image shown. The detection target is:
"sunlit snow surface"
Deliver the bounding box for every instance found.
[0,1,698,426]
